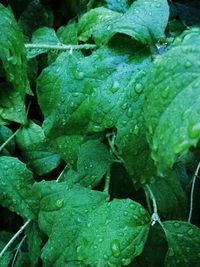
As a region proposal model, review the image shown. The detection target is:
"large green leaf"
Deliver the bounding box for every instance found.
[78,0,169,45]
[0,156,35,219]
[144,28,200,173]
[163,221,200,267]
[16,120,61,175]
[37,38,153,185]
[0,4,28,124]
[32,181,150,266]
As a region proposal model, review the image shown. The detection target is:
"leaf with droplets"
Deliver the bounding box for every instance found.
[77,199,150,266]
[0,156,35,219]
[144,28,200,173]
[163,221,200,267]
[61,139,113,187]
[78,0,169,45]
[32,180,150,266]
[32,181,107,266]
[16,120,61,175]
[0,4,28,124]
[0,125,15,156]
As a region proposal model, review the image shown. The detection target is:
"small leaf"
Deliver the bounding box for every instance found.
[0,156,35,219]
[27,27,60,59]
[163,221,200,267]
[16,120,61,175]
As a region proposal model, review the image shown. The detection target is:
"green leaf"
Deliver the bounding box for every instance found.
[76,199,150,266]
[16,120,61,175]
[50,135,85,165]
[57,22,78,44]
[149,172,187,219]
[75,139,112,187]
[18,0,53,37]
[0,125,15,156]
[27,27,60,59]
[33,181,150,266]
[78,0,169,45]
[100,0,131,13]
[0,156,35,219]
[144,28,200,173]
[0,4,28,124]
[32,181,107,266]
[37,39,152,185]
[61,139,112,187]
[163,221,200,267]
[26,222,43,267]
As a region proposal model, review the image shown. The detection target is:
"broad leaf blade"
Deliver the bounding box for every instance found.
[0,156,35,219]
[76,199,150,266]
[0,5,28,124]
[163,221,200,267]
[78,0,169,45]
[144,28,200,172]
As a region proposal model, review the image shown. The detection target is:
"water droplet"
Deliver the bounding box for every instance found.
[110,240,121,257]
[103,254,108,260]
[98,238,103,243]
[174,222,180,228]
[121,258,132,265]
[133,125,139,135]
[174,140,190,154]
[188,122,200,139]
[168,248,175,257]
[124,211,128,216]
[188,228,194,236]
[56,199,64,208]
[135,83,143,94]
[185,61,192,68]
[161,87,169,98]
[110,81,120,93]
[121,102,128,110]
[127,107,133,118]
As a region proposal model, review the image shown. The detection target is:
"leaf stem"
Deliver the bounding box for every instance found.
[56,165,69,182]
[103,169,111,195]
[11,235,27,267]
[0,128,20,153]
[25,43,97,51]
[188,161,200,222]
[145,185,163,227]
[0,219,31,259]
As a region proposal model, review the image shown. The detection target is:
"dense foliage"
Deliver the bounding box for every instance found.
[0,0,200,266]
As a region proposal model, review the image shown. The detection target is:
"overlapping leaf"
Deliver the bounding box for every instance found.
[32,181,150,267]
[144,28,200,173]
[0,4,28,124]
[16,120,61,175]
[78,0,169,45]
[0,156,35,219]
[163,221,200,267]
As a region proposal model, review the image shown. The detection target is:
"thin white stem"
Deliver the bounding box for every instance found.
[11,235,26,267]
[188,161,200,222]
[144,189,152,214]
[103,169,111,195]
[0,128,20,153]
[56,165,69,182]
[0,219,31,258]
[25,43,97,50]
